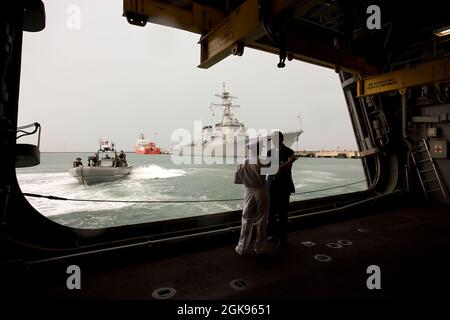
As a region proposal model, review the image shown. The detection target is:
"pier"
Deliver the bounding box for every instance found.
[295,150,360,158]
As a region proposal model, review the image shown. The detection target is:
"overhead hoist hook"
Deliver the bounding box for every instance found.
[277,32,287,68]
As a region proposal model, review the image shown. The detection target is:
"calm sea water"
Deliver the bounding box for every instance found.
[16,153,367,229]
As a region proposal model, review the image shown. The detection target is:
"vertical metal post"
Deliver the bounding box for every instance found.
[400,89,408,138]
[0,185,11,228]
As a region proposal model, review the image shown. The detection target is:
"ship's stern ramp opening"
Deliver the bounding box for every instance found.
[0,0,448,248]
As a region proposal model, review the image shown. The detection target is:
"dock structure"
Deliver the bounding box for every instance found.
[295,150,360,158]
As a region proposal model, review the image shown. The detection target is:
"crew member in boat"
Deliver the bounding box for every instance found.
[118,150,127,167]
[92,153,98,166]
[234,140,269,256]
[73,157,83,167]
[88,154,98,166]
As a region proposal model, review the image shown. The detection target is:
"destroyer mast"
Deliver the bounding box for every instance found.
[211,83,245,128]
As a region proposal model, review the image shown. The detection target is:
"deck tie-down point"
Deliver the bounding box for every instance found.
[152,287,177,299]
[337,240,353,246]
[229,279,250,291]
[326,243,343,249]
[301,241,317,247]
[314,254,333,262]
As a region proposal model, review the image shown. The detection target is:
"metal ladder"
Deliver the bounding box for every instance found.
[411,138,448,200]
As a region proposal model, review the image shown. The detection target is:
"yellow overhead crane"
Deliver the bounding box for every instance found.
[123,0,226,33]
[123,0,379,74]
[123,0,449,96]
[357,56,450,97]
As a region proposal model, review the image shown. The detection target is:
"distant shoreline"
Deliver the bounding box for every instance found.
[39,151,136,153]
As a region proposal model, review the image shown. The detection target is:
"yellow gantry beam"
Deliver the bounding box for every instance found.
[357,57,450,96]
[198,0,262,68]
[123,0,379,74]
[197,0,377,72]
[123,0,226,33]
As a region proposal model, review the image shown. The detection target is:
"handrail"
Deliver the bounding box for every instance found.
[16,122,41,147]
[21,180,368,204]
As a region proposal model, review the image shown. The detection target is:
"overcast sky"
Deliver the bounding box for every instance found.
[18,0,358,152]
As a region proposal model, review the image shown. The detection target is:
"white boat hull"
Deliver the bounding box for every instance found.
[174,130,302,157]
[69,166,132,185]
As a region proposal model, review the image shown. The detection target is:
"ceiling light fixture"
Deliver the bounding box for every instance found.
[435,26,450,37]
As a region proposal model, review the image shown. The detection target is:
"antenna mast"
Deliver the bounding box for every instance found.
[210,83,240,125]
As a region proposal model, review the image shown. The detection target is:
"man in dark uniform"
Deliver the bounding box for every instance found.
[267,131,297,247]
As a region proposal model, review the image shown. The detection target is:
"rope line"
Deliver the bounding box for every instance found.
[292,179,367,195]
[22,180,367,204]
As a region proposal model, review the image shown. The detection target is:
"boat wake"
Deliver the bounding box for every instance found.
[130,164,186,180]
[16,165,187,217]
[15,158,366,228]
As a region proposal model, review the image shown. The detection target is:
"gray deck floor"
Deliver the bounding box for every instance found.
[24,202,450,300]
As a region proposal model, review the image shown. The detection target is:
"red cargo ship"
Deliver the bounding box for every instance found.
[135,133,161,154]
